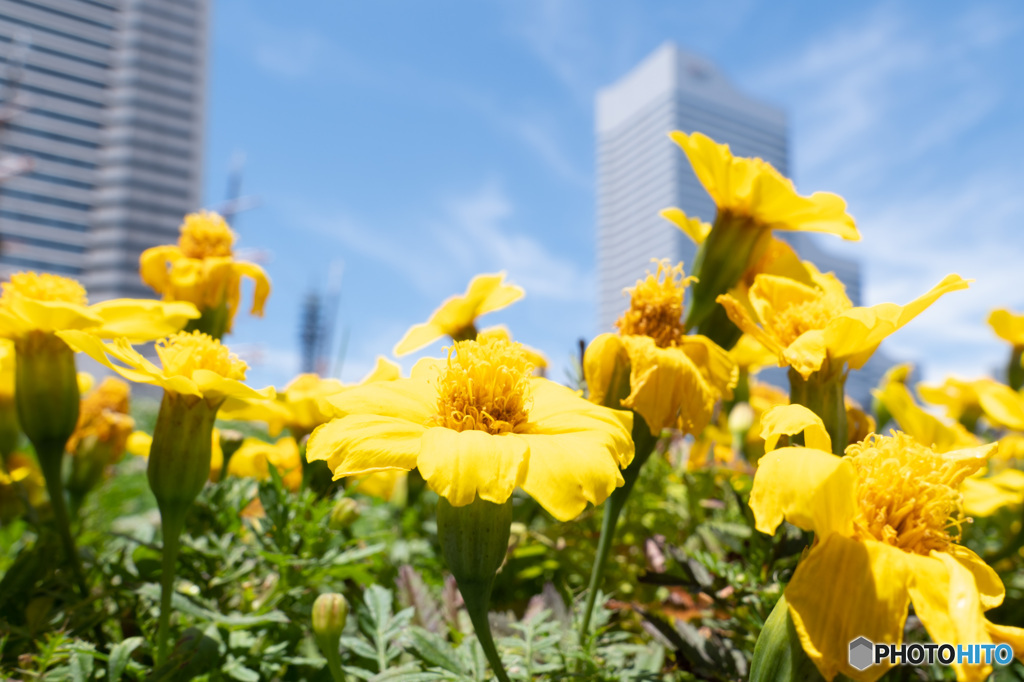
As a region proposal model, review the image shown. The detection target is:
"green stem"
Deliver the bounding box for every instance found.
[788,366,847,455]
[185,302,231,340]
[1010,346,1024,392]
[37,443,88,599]
[580,415,659,636]
[463,582,510,682]
[155,513,184,667]
[324,647,347,682]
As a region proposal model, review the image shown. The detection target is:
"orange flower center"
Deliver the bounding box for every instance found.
[178,211,236,259]
[1,272,88,305]
[433,337,532,434]
[849,433,978,555]
[155,330,247,380]
[616,260,692,348]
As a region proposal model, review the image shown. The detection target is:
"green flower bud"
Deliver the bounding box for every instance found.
[148,391,218,522]
[312,592,348,657]
[14,331,79,453]
[328,497,360,530]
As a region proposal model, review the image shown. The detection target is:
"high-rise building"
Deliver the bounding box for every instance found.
[595,42,887,404]
[0,0,207,299]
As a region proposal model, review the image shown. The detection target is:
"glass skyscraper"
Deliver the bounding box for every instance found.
[0,0,207,299]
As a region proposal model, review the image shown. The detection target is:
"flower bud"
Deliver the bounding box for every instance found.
[328,497,360,530]
[14,331,79,453]
[312,592,348,657]
[148,391,219,523]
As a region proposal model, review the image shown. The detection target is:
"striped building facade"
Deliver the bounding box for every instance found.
[0,0,207,299]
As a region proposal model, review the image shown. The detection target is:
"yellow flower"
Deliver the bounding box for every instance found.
[66,377,134,457]
[0,272,199,342]
[585,260,736,434]
[751,432,1024,681]
[56,329,270,407]
[139,211,270,336]
[307,337,634,521]
[666,132,860,239]
[919,377,1024,431]
[718,266,969,379]
[220,357,400,439]
[874,379,979,453]
[393,273,523,356]
[227,436,303,492]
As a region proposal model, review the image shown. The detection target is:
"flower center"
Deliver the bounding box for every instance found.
[616,260,692,348]
[178,211,236,259]
[764,289,850,348]
[155,330,247,380]
[433,337,532,434]
[0,272,88,306]
[848,433,980,555]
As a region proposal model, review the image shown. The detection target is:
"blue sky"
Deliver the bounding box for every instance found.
[203,0,1024,389]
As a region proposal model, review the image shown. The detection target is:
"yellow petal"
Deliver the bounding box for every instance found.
[416,428,527,507]
[904,550,993,682]
[56,330,171,388]
[8,297,103,333]
[786,535,910,681]
[126,431,152,458]
[90,299,200,341]
[583,333,630,408]
[393,321,446,356]
[233,261,271,316]
[750,446,856,537]
[825,274,970,370]
[986,620,1024,663]
[361,356,401,383]
[192,369,273,403]
[529,378,634,468]
[716,292,786,360]
[872,381,978,452]
[621,335,714,435]
[519,430,626,521]
[659,207,711,245]
[677,334,737,400]
[323,378,436,423]
[974,380,1024,430]
[946,544,1005,611]
[988,309,1024,346]
[759,404,832,453]
[306,414,425,477]
[139,245,183,294]
[783,329,828,379]
[465,272,525,317]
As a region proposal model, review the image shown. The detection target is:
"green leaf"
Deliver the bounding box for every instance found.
[407,627,463,674]
[108,636,145,682]
[222,654,261,682]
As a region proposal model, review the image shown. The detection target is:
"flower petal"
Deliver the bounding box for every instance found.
[786,535,910,682]
[233,261,271,316]
[519,430,625,521]
[306,414,425,478]
[323,378,436,423]
[759,404,832,453]
[417,428,527,507]
[621,335,714,435]
[393,321,445,356]
[750,446,856,537]
[659,207,711,245]
[90,299,199,341]
[8,298,103,333]
[905,550,993,682]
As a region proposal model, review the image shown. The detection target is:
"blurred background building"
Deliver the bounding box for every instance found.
[595,42,889,405]
[0,0,208,299]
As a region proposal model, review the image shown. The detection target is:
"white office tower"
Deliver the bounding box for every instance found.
[595,42,887,404]
[0,0,207,298]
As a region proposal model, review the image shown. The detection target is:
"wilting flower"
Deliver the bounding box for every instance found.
[393,273,523,356]
[227,436,303,491]
[139,211,270,337]
[717,265,968,380]
[751,430,1023,681]
[220,357,400,440]
[585,260,736,434]
[658,133,859,338]
[308,337,633,521]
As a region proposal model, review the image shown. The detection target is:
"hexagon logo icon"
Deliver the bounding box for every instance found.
[849,636,874,671]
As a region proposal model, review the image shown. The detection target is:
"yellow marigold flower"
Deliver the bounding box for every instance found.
[718,266,969,379]
[393,273,523,356]
[0,271,198,342]
[752,432,1024,681]
[56,329,269,407]
[919,376,1024,431]
[307,337,634,521]
[666,132,860,238]
[139,211,270,337]
[585,260,736,434]
[227,436,303,492]
[66,377,133,455]
[874,380,979,453]
[220,357,400,440]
